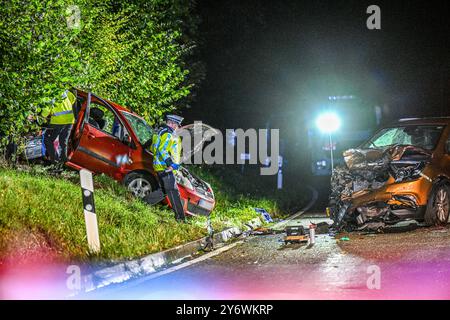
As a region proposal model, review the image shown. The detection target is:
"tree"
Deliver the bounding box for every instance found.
[0,0,201,146]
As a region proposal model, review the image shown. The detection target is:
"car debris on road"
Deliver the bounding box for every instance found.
[313,222,330,234]
[250,227,276,236]
[254,208,273,223]
[284,226,309,244]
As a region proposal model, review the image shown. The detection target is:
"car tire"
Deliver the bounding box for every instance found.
[123,172,158,200]
[424,181,450,226]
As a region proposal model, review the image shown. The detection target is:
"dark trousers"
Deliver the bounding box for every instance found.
[44,124,73,164]
[158,171,185,220]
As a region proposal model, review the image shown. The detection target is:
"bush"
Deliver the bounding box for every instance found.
[0,0,201,146]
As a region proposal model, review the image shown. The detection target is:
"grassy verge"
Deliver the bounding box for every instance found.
[0,163,308,262]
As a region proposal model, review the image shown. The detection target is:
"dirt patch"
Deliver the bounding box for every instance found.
[337,226,450,262]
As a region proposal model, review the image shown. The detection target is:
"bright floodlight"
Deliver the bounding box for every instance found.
[315,112,341,133]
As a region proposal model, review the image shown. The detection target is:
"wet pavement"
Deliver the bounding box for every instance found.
[90,212,450,299]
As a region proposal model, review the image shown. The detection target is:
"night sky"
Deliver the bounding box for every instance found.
[188,0,450,130]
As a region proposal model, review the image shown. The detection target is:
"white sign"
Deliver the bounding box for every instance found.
[80,169,100,253]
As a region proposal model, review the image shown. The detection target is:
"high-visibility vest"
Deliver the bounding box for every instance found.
[41,90,76,125]
[150,126,182,172]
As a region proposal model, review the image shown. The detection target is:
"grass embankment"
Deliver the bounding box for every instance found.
[0,164,308,262]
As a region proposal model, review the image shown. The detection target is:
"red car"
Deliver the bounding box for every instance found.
[65,90,215,217]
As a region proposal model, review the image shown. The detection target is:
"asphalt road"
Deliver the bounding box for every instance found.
[88,209,450,300]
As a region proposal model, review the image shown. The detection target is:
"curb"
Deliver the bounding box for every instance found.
[81,217,262,293]
[79,185,317,294]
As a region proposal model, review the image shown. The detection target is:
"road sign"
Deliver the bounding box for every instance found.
[80,169,100,253]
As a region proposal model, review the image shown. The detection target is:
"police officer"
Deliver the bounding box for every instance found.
[41,89,76,167]
[150,115,185,222]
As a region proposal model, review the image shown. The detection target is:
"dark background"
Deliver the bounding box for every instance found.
[188,0,450,129]
[185,0,450,184]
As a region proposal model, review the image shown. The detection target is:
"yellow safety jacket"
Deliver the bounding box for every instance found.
[41,90,76,125]
[150,125,182,172]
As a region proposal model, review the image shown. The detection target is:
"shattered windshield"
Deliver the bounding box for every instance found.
[121,111,153,145]
[362,125,444,150]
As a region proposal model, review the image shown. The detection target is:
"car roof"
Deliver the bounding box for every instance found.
[395,117,450,126]
[105,99,131,113]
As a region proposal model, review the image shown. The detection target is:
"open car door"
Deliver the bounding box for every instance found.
[67,91,132,177]
[68,91,91,161]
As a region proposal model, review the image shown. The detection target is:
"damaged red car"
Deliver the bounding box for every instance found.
[23,90,215,217]
[330,117,450,231]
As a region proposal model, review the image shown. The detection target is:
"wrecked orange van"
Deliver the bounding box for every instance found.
[330,117,450,231]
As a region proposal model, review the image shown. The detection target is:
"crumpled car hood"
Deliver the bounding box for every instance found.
[343,145,431,170]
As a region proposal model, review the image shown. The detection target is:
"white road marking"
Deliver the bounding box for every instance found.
[110,240,244,291]
[146,241,243,280]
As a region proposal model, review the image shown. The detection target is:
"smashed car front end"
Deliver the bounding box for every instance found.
[330,145,434,232]
[175,167,216,217]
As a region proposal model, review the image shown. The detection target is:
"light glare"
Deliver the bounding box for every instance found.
[315,112,341,133]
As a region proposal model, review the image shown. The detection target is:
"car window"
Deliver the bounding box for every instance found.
[121,112,153,145]
[372,128,411,146]
[88,102,124,140]
[362,125,444,150]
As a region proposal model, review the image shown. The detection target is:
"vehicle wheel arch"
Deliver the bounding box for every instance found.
[433,175,450,185]
[123,169,158,186]
[123,170,160,199]
[424,176,450,226]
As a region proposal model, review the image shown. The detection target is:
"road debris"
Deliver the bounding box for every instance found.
[201,216,215,252]
[314,222,330,234]
[309,224,316,245]
[250,227,274,236]
[284,226,309,244]
[254,208,273,222]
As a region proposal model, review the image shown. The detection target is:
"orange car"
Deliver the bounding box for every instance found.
[330,117,450,231]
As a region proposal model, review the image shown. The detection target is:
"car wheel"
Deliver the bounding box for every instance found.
[425,182,450,226]
[124,172,157,199]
